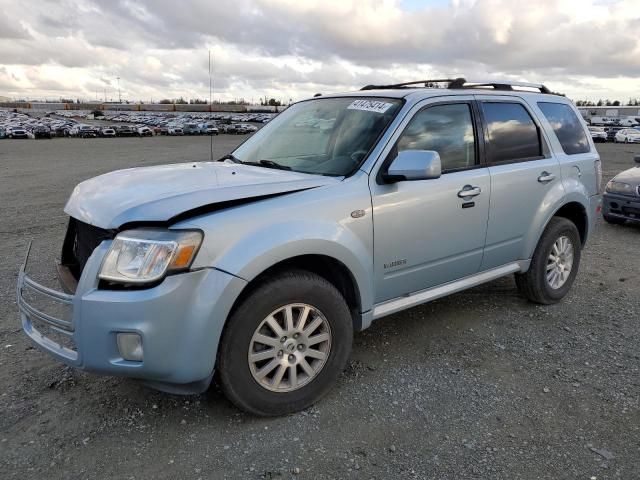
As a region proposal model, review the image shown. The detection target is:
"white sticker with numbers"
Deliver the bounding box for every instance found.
[347,99,394,114]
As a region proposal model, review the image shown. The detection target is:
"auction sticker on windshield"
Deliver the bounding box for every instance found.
[347,99,394,114]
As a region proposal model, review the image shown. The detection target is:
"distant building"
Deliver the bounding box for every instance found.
[578,105,640,121]
[0,95,10,102]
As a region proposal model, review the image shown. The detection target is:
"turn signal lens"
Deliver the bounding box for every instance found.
[171,245,197,269]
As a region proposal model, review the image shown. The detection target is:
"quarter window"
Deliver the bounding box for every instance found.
[482,102,542,163]
[397,103,476,171]
[538,102,590,155]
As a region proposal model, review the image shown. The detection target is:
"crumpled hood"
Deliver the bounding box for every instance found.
[64,161,341,228]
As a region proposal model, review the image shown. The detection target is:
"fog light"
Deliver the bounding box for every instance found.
[117,333,143,361]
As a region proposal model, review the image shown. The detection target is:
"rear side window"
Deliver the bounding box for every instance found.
[482,102,542,163]
[538,102,590,155]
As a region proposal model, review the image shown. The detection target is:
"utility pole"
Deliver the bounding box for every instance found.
[117,76,121,103]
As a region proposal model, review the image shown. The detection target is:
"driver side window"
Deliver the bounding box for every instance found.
[397,103,477,172]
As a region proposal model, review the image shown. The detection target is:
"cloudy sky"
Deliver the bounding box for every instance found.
[0,0,639,103]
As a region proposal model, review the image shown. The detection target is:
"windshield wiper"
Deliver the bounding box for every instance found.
[257,159,291,170]
[217,155,291,171]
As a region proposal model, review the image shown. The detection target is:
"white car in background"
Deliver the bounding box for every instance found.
[100,127,116,138]
[167,126,184,135]
[614,128,640,143]
[136,126,153,137]
[588,126,607,143]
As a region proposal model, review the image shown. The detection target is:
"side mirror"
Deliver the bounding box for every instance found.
[634,154,640,165]
[383,150,442,183]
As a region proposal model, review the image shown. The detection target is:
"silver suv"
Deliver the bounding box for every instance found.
[18,79,602,415]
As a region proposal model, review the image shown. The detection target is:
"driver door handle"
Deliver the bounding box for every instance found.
[538,171,556,184]
[458,185,482,198]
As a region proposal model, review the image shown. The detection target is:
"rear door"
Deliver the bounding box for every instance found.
[535,100,601,198]
[475,96,565,270]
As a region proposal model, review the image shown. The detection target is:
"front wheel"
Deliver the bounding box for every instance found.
[515,217,581,304]
[217,270,353,416]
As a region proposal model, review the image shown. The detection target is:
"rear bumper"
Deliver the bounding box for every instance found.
[17,241,247,390]
[603,192,640,221]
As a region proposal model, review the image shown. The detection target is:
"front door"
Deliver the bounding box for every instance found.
[370,99,490,303]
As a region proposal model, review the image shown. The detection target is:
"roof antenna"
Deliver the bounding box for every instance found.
[208,49,214,162]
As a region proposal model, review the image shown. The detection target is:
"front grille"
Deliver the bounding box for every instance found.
[61,218,114,279]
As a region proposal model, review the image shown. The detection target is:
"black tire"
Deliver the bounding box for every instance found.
[217,270,353,416]
[603,214,626,225]
[515,217,581,305]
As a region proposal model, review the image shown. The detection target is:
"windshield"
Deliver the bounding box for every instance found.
[232,97,403,176]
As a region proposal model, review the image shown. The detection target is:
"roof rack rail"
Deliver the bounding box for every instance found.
[360,78,552,94]
[448,79,551,94]
[360,78,465,91]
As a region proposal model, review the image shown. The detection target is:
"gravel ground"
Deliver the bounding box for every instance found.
[0,137,638,479]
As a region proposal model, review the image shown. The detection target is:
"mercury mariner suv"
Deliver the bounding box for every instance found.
[18,79,602,416]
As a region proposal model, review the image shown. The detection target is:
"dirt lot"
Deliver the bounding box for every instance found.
[1,137,638,479]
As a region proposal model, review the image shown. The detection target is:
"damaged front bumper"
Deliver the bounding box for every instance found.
[17,240,247,394]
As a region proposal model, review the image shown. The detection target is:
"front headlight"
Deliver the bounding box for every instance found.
[99,229,203,284]
[605,180,636,195]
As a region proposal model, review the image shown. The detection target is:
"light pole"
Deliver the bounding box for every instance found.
[117,76,121,103]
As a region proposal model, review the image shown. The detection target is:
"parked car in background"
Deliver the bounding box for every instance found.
[226,124,249,134]
[8,127,28,139]
[199,123,219,135]
[168,126,184,135]
[17,79,602,416]
[618,118,639,127]
[614,128,640,143]
[604,126,625,142]
[602,155,640,224]
[183,123,200,135]
[136,126,153,137]
[99,128,116,138]
[116,125,135,137]
[33,126,53,139]
[72,125,97,138]
[588,126,607,143]
[238,123,258,133]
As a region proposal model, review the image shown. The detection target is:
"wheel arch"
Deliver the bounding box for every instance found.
[228,253,366,332]
[552,201,588,245]
[524,196,590,261]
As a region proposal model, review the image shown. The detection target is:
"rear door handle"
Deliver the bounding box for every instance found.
[538,171,556,184]
[458,185,482,198]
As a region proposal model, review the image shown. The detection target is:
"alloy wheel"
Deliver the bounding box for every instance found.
[248,303,332,392]
[546,235,574,289]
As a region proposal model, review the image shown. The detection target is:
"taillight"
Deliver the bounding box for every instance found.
[594,159,603,194]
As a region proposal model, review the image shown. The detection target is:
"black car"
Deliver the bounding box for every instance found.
[604,126,625,142]
[225,124,248,135]
[33,126,53,139]
[116,125,135,137]
[603,154,640,224]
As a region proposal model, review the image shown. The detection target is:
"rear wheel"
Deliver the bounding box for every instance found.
[515,217,581,304]
[217,270,353,416]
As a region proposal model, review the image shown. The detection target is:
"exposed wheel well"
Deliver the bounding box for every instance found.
[232,255,362,330]
[553,202,588,245]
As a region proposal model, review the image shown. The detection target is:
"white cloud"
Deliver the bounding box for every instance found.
[0,0,638,102]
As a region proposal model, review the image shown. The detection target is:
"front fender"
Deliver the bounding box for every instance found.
[211,219,374,313]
